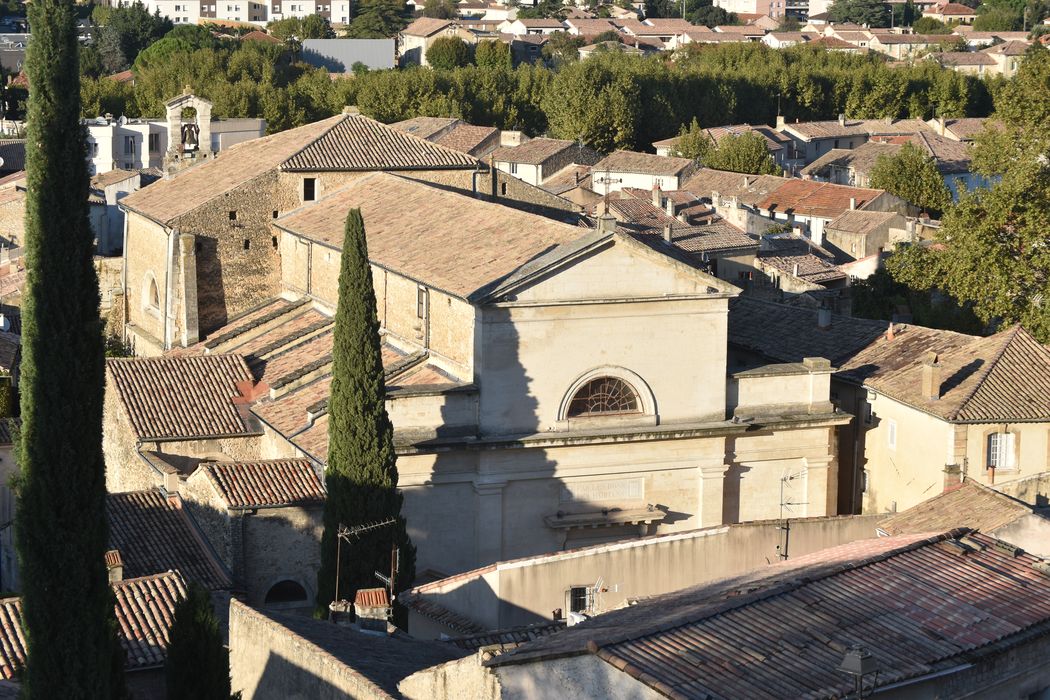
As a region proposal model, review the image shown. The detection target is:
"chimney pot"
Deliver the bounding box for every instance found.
[665,197,674,216]
[817,308,832,328]
[938,115,946,136]
[105,550,123,583]
[663,224,673,243]
[921,351,941,400]
[793,262,800,277]
[353,588,392,633]
[652,183,661,207]
[849,197,856,210]
[838,113,846,126]
[886,322,896,341]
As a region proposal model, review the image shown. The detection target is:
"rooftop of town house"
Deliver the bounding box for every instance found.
[486,530,1050,699]
[489,137,588,166]
[754,179,885,219]
[120,114,478,225]
[592,150,695,177]
[194,458,326,509]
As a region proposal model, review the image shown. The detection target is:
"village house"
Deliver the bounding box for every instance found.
[107,172,851,581]
[399,18,471,66]
[728,300,1050,516]
[775,116,930,165]
[820,209,908,263]
[653,123,796,172]
[390,116,501,158]
[490,138,600,187]
[866,32,958,59]
[590,150,697,195]
[922,1,977,23]
[467,530,1050,700]
[498,17,565,35]
[801,131,981,200]
[117,112,582,356]
[931,39,1030,78]
[89,169,140,256]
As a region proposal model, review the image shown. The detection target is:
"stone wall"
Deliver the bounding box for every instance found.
[398,653,503,700]
[102,384,154,493]
[123,213,170,355]
[243,505,323,608]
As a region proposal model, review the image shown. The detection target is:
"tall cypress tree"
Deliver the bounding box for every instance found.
[316,209,415,613]
[15,0,125,695]
[166,583,234,700]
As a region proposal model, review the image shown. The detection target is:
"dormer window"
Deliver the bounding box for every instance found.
[567,377,640,417]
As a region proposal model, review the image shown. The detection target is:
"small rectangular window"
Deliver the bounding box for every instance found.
[271,235,278,249]
[148,132,160,153]
[272,210,279,219]
[243,239,250,250]
[416,286,427,319]
[303,177,316,201]
[569,586,589,614]
[229,211,237,221]
[509,162,517,175]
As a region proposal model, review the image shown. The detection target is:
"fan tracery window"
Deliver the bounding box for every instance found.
[567,377,640,417]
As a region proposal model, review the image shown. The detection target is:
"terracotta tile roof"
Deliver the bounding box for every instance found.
[592,150,695,177]
[879,480,1039,536]
[489,530,1050,699]
[389,116,458,140]
[274,173,583,300]
[565,18,618,33]
[281,115,479,172]
[843,325,1050,422]
[107,354,257,440]
[825,209,902,235]
[756,179,885,219]
[107,490,233,589]
[434,123,499,156]
[681,168,789,205]
[704,123,790,152]
[982,39,1030,55]
[809,36,860,49]
[445,621,566,651]
[90,168,138,189]
[241,29,281,43]
[782,118,927,140]
[490,137,578,165]
[402,17,453,36]
[804,134,971,178]
[637,220,758,255]
[934,51,996,66]
[200,458,325,509]
[121,114,344,224]
[354,587,390,608]
[538,164,593,194]
[712,23,765,34]
[0,571,186,678]
[517,18,564,27]
[937,117,993,141]
[757,237,846,284]
[935,1,976,12]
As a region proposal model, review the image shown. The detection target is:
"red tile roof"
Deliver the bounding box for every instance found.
[878,480,1038,535]
[354,587,390,608]
[756,179,885,219]
[107,490,233,590]
[200,458,325,509]
[593,150,695,177]
[0,571,186,678]
[489,530,1050,698]
[107,354,258,440]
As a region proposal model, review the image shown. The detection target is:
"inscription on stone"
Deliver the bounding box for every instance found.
[560,478,644,504]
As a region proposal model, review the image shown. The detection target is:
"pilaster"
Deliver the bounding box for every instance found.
[474,480,506,567]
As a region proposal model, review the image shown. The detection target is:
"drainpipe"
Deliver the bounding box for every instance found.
[120,210,130,345]
[163,227,176,351]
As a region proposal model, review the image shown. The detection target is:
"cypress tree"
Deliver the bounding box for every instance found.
[14,0,125,696]
[165,583,234,700]
[316,209,415,614]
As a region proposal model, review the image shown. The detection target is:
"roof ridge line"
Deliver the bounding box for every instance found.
[280,112,349,169]
[947,326,1021,420]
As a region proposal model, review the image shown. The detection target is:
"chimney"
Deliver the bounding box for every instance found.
[938,115,946,136]
[342,105,361,116]
[793,262,800,277]
[353,588,391,633]
[329,599,353,626]
[838,113,846,126]
[817,307,832,329]
[849,197,856,210]
[105,550,123,583]
[663,224,673,243]
[886,321,896,341]
[922,351,941,400]
[665,197,674,217]
[742,176,754,188]
[598,212,617,233]
[943,463,962,492]
[651,183,661,207]
[776,114,786,130]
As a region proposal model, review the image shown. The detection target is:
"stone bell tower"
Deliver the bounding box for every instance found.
[164,89,214,174]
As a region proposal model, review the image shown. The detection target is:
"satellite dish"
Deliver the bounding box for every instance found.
[95,116,107,125]
[118,115,127,126]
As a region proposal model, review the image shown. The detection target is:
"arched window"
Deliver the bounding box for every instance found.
[142,273,160,313]
[567,377,640,417]
[264,580,308,605]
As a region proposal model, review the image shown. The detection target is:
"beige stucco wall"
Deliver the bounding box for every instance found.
[496,654,661,700]
[123,213,170,355]
[399,652,501,700]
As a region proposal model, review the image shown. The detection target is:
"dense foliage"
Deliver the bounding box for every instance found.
[827,0,890,26]
[316,210,415,614]
[426,36,473,70]
[671,120,781,174]
[16,0,126,694]
[166,583,235,700]
[868,142,953,217]
[886,45,1050,341]
[80,37,995,149]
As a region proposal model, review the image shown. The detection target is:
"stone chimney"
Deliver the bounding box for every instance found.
[849,197,856,210]
[817,307,832,329]
[598,212,617,233]
[921,351,941,400]
[793,262,800,277]
[943,463,962,492]
[651,183,661,207]
[885,321,896,341]
[938,115,946,136]
[663,224,673,243]
[353,588,391,633]
[105,550,123,583]
[838,113,846,126]
[776,114,786,130]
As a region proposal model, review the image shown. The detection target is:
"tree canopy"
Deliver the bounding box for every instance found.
[474,39,512,68]
[885,46,1050,341]
[827,0,891,26]
[266,15,336,41]
[868,142,953,217]
[166,583,235,700]
[345,0,408,38]
[426,36,472,70]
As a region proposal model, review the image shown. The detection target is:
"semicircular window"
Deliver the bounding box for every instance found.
[265,580,308,605]
[567,377,641,418]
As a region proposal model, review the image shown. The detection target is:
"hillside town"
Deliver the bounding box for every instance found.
[3,0,1050,695]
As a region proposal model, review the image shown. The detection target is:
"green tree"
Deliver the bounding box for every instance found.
[777,16,802,31]
[691,5,736,25]
[868,142,952,216]
[345,0,407,37]
[911,16,951,32]
[16,0,127,694]
[474,39,512,68]
[93,1,173,68]
[973,5,1023,30]
[542,31,585,65]
[422,0,457,18]
[426,36,472,70]
[669,118,714,160]
[0,378,14,418]
[165,583,234,700]
[705,131,782,174]
[827,0,890,26]
[315,209,416,614]
[886,47,1050,340]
